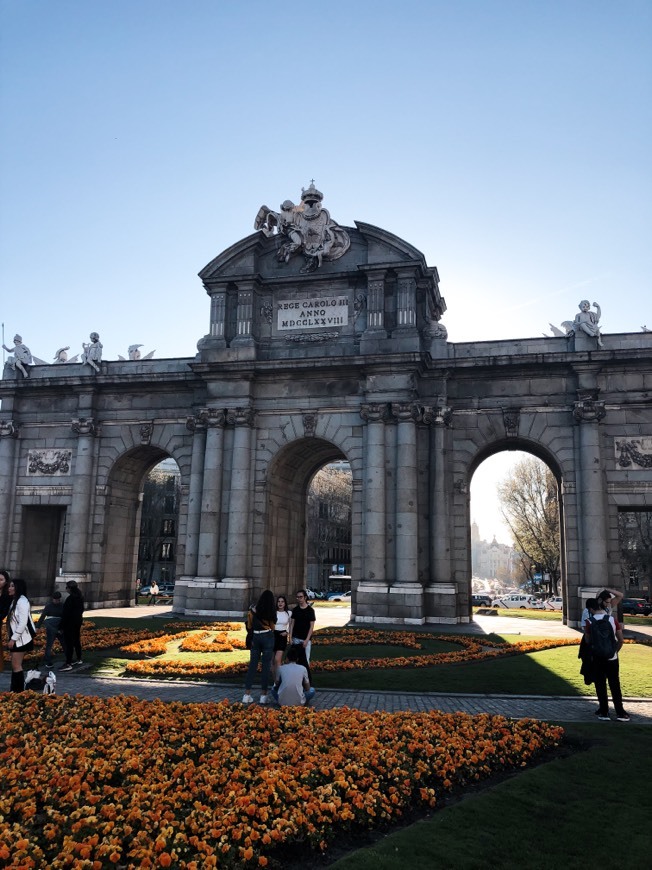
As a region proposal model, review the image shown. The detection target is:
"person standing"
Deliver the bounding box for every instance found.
[6,577,36,692]
[272,595,291,680]
[135,577,142,605]
[272,644,315,707]
[243,589,276,705]
[584,598,630,721]
[59,580,85,671]
[148,581,159,605]
[0,569,11,673]
[288,589,316,679]
[37,590,64,667]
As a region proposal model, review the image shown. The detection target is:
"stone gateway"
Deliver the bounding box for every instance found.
[1,187,651,626]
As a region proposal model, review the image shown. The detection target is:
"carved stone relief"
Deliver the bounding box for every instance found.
[502,408,520,437]
[27,449,72,476]
[615,438,652,468]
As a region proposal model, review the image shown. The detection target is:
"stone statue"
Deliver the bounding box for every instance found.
[573,300,603,347]
[3,334,32,377]
[53,347,79,364]
[81,332,103,372]
[546,301,603,347]
[118,345,156,361]
[254,182,350,273]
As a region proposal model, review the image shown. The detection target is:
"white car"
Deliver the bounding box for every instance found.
[545,596,563,610]
[491,594,539,609]
[328,590,351,602]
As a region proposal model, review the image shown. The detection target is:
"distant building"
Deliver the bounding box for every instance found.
[471,521,518,583]
[137,461,180,585]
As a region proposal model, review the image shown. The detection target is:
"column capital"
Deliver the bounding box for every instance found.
[226,406,254,427]
[573,390,606,423]
[0,420,19,438]
[360,402,390,423]
[422,405,452,427]
[391,402,421,423]
[71,417,97,437]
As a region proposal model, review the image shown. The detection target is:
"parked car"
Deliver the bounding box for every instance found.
[472,594,492,607]
[621,598,651,616]
[328,590,351,602]
[544,596,563,611]
[491,593,538,609]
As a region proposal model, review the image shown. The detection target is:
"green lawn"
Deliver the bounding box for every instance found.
[329,723,651,870]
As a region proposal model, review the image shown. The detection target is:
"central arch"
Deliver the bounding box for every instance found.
[263,438,348,595]
[468,438,566,615]
[101,446,175,605]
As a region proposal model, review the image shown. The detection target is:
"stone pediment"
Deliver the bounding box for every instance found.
[199,222,435,286]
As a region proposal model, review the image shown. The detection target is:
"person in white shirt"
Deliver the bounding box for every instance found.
[273,595,291,680]
[272,644,315,707]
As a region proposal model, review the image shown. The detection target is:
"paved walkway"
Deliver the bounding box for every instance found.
[4,606,650,724]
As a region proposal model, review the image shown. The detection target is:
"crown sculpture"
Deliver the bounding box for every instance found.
[254,182,350,273]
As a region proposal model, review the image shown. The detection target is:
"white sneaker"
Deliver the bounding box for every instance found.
[242,694,254,704]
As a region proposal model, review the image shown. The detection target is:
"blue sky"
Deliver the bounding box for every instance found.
[1,0,650,543]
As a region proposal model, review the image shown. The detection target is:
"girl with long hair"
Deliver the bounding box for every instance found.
[0,569,11,673]
[243,589,276,705]
[6,577,36,692]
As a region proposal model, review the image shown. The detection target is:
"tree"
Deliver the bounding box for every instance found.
[497,456,560,595]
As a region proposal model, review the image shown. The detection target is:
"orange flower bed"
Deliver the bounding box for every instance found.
[0,694,563,868]
[122,633,581,679]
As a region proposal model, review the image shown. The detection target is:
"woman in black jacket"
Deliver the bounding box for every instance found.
[59,580,85,671]
[0,569,12,674]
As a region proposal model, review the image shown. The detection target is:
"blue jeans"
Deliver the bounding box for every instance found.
[44,620,62,663]
[245,631,274,693]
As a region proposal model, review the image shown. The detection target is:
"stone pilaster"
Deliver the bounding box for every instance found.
[197,409,226,579]
[424,405,453,584]
[391,402,421,584]
[360,403,388,582]
[223,407,254,583]
[182,411,208,578]
[0,421,19,559]
[395,271,417,329]
[63,416,97,581]
[232,282,256,345]
[573,390,609,588]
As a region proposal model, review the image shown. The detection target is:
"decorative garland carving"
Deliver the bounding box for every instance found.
[0,421,18,438]
[27,449,72,476]
[615,438,652,469]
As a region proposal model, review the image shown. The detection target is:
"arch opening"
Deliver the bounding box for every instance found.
[263,438,350,597]
[101,447,179,606]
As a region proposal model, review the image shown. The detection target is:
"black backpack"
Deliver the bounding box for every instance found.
[589,614,617,660]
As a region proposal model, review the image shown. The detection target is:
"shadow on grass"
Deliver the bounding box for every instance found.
[326,723,651,870]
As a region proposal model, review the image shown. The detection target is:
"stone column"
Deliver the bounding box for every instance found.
[223,407,254,582]
[0,421,19,559]
[391,402,420,584]
[63,416,97,584]
[197,409,225,579]
[426,406,453,584]
[573,391,609,588]
[360,403,388,582]
[182,412,208,578]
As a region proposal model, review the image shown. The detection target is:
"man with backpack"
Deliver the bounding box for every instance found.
[584,598,630,721]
